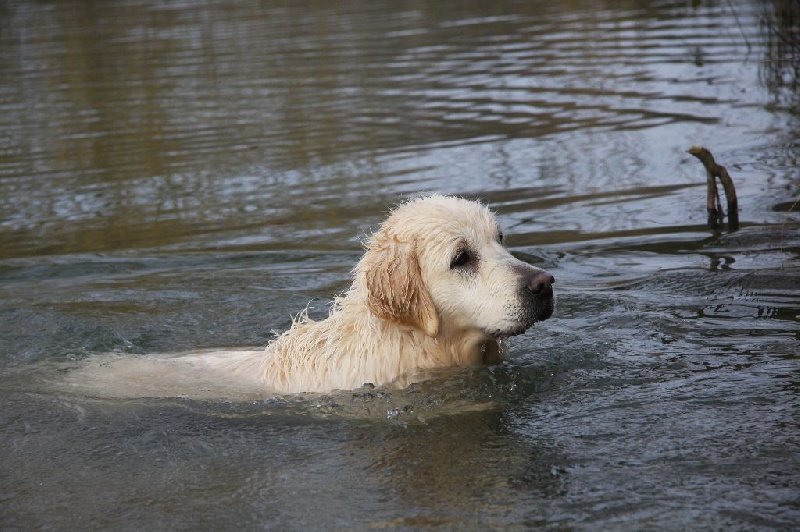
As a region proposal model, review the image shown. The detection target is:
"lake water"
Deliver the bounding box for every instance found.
[1,0,798,529]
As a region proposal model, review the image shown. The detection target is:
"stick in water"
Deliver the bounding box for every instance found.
[688,146,740,231]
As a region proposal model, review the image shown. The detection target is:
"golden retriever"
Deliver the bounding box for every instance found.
[198,194,555,394]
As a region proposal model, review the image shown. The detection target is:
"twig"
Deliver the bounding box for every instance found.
[688,146,740,231]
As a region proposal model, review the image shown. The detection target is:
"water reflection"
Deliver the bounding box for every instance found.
[2,0,795,259]
[360,410,567,527]
[762,0,800,99]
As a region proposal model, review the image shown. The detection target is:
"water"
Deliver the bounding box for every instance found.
[1,0,798,529]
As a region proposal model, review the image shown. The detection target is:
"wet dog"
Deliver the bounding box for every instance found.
[203,194,555,393]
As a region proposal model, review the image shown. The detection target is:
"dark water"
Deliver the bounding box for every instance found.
[1,0,798,529]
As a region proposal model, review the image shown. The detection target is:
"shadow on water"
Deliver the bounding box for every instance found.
[0,0,798,529]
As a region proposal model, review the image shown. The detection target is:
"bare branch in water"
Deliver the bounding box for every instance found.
[688,146,740,232]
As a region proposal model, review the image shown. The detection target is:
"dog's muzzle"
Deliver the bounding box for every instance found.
[487,264,556,339]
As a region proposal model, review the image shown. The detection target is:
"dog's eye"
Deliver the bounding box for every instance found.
[450,249,474,269]
[497,231,504,244]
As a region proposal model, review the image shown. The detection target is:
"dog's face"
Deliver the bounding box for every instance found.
[360,195,554,339]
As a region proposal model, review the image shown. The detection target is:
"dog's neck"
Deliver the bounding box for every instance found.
[435,326,504,366]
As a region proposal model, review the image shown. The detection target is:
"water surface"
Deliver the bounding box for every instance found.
[1,0,798,529]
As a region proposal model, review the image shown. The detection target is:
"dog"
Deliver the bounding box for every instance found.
[200,194,555,394]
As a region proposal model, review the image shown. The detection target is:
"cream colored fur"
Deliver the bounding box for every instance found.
[197,194,554,394]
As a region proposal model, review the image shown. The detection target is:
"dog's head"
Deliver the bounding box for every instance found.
[357,195,554,339]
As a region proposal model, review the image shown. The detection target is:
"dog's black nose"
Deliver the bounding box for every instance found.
[527,271,554,298]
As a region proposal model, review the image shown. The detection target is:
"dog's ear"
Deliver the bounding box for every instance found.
[363,236,439,337]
